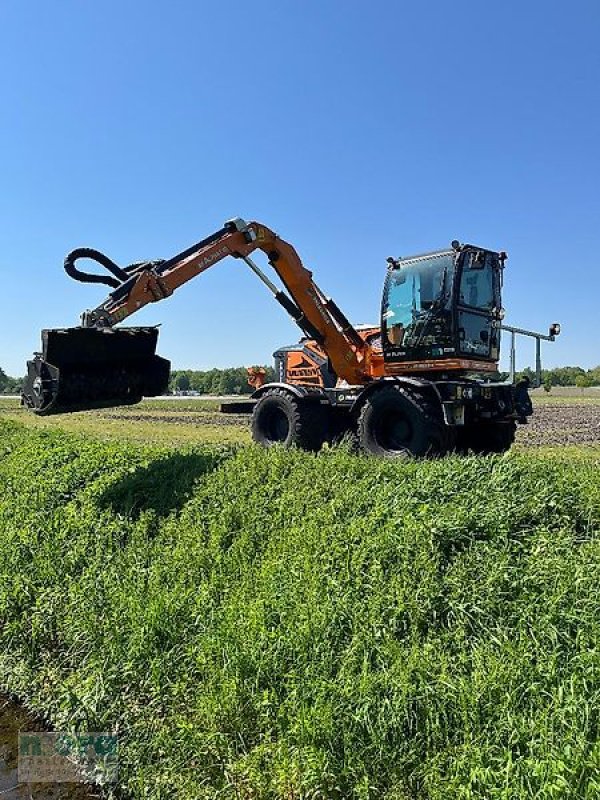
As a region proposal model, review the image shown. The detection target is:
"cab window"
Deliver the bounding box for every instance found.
[383,255,450,346]
[459,251,494,309]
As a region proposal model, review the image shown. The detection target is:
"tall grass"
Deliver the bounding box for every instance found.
[0,419,599,798]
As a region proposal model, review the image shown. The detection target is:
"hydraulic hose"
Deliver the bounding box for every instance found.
[64,248,130,288]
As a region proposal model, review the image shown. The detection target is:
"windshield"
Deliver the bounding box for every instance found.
[383,253,452,347]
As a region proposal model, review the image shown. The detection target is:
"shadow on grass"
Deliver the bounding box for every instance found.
[98,450,231,519]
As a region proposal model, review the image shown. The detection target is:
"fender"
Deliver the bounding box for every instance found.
[251,382,328,402]
[351,376,443,415]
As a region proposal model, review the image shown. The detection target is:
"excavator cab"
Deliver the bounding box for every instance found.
[381,244,504,370]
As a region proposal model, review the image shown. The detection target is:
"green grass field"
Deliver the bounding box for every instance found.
[529,389,600,404]
[0,418,599,798]
[0,397,251,446]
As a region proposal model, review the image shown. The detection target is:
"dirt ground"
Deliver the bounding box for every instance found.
[0,696,100,799]
[102,410,251,427]
[515,403,600,448]
[2,398,599,450]
[105,403,600,448]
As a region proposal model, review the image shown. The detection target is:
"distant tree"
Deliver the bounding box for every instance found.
[175,373,191,392]
[517,368,535,384]
[0,369,23,394]
[547,366,586,387]
[575,374,592,394]
[542,376,552,393]
[588,366,600,386]
[521,367,536,383]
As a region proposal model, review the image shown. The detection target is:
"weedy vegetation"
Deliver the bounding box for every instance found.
[0,419,599,798]
[0,398,251,446]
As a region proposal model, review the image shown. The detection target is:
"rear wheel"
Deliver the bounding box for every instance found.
[357,384,449,458]
[455,421,516,454]
[251,388,327,452]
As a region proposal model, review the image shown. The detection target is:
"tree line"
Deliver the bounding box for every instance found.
[169,366,276,395]
[2,364,599,396]
[0,367,23,394]
[173,365,600,394]
[0,365,277,396]
[519,365,600,391]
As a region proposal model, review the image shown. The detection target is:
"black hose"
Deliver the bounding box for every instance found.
[64,222,232,287]
[64,248,131,288]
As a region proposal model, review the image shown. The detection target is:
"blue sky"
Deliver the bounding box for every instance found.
[1,0,598,377]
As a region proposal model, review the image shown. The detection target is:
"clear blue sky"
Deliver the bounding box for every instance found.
[1,0,598,377]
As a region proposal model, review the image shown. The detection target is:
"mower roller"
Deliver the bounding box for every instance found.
[22,327,170,416]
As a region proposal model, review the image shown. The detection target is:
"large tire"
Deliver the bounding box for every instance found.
[251,388,327,452]
[357,384,450,458]
[455,421,516,454]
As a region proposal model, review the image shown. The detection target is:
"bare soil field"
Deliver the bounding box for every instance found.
[102,410,251,427]
[516,402,600,447]
[104,401,600,448]
[1,396,598,449]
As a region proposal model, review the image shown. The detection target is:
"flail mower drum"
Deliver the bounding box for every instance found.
[22,326,170,415]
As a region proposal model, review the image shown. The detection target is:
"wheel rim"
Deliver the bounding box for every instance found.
[262,405,290,444]
[375,407,413,452]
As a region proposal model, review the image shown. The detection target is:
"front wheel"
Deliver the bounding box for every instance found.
[357,385,449,458]
[251,389,327,452]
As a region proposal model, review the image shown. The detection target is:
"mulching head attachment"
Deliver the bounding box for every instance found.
[22,327,171,416]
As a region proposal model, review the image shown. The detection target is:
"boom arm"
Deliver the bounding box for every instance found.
[71,218,372,386]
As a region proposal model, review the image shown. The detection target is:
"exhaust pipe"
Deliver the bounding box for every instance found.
[22,327,170,415]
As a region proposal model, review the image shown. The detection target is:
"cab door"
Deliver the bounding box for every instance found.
[456,250,500,361]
